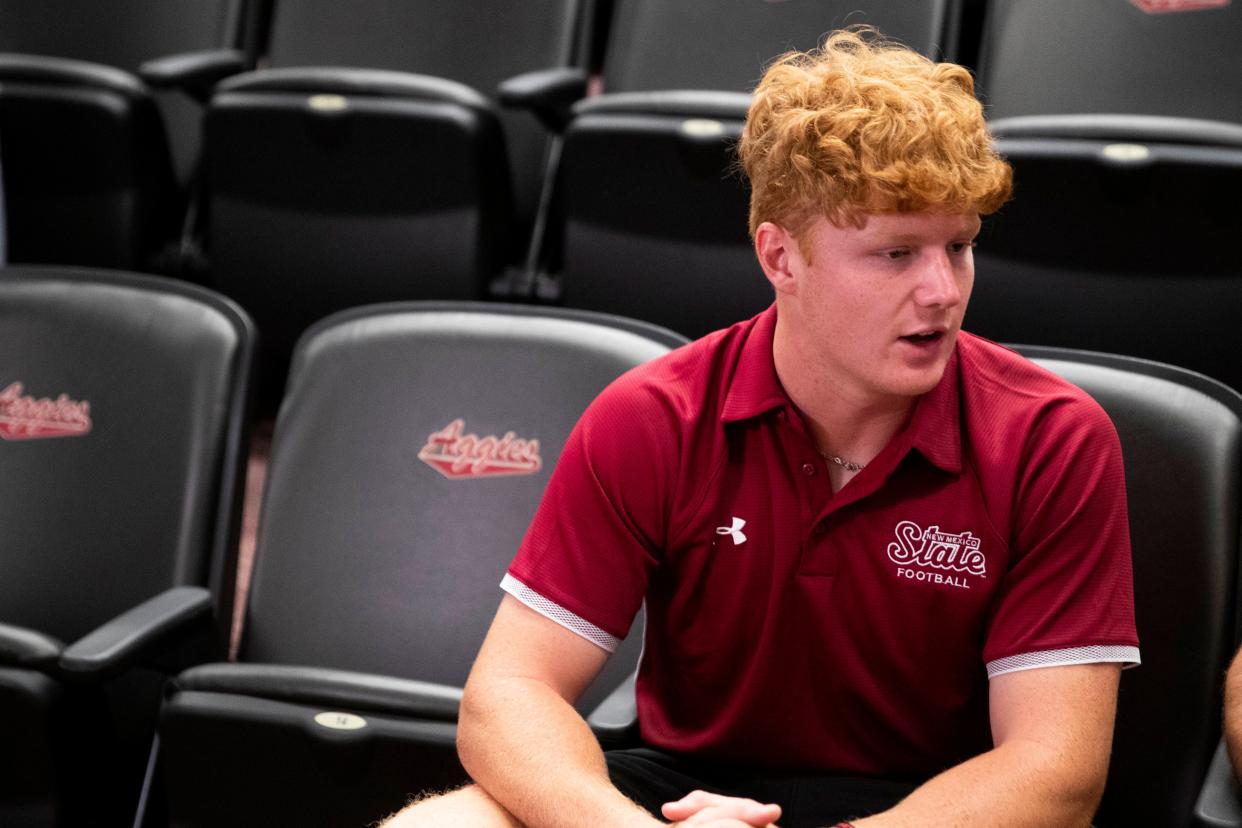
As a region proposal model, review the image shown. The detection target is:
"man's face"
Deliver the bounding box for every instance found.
[781,211,981,404]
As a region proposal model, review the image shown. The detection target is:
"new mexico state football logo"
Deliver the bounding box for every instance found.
[0,382,93,441]
[418,419,542,479]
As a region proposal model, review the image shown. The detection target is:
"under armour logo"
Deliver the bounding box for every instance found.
[715,517,747,545]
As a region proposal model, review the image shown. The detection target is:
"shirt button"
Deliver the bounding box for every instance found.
[801,463,816,476]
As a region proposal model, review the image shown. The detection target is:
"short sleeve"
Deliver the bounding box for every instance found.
[982,395,1140,678]
[504,375,674,652]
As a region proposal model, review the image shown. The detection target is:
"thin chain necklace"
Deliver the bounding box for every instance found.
[819,450,865,472]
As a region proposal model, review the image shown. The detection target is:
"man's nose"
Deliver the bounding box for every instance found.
[915,251,964,308]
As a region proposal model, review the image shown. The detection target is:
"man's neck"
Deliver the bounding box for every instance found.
[772,315,916,467]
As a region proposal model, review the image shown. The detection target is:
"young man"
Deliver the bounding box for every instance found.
[384,28,1139,828]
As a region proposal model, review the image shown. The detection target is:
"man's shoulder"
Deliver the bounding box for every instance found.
[956,331,1119,451]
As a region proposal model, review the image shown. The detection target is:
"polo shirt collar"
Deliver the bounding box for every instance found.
[720,304,787,423]
[904,347,962,475]
[720,303,962,475]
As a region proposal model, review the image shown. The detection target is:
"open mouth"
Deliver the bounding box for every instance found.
[900,331,944,346]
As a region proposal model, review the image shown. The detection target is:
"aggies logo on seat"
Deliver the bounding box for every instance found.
[0,382,93,441]
[418,419,542,479]
[1129,0,1230,13]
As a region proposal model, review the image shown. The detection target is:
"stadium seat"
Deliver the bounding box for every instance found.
[148,302,686,827]
[0,0,251,269]
[199,0,590,386]
[519,0,965,339]
[1012,346,1242,827]
[977,0,1242,124]
[0,266,255,826]
[966,121,1242,392]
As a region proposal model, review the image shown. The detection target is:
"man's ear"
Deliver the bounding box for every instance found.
[754,222,799,296]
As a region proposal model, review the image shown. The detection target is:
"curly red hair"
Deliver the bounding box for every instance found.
[738,28,1012,235]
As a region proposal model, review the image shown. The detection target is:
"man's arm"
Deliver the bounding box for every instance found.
[454,595,655,827]
[852,662,1119,828]
[451,596,781,828]
[1224,648,1242,781]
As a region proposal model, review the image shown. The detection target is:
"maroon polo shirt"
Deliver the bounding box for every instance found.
[503,304,1139,778]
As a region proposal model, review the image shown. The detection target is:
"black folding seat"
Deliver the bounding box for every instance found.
[0,0,251,269]
[965,2,1242,391]
[148,302,686,827]
[0,266,254,826]
[200,0,590,384]
[520,0,964,339]
[965,126,1242,392]
[1008,347,1242,826]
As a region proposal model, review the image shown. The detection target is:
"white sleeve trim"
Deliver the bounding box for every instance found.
[500,573,620,653]
[986,645,1141,679]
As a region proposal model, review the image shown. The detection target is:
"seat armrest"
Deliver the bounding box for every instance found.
[498,66,588,132]
[139,48,248,104]
[0,623,64,669]
[587,671,639,746]
[59,586,219,681]
[0,53,146,98]
[1196,739,1242,827]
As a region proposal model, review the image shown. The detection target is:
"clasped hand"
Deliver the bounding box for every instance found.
[662,790,782,828]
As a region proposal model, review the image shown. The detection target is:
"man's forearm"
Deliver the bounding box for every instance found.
[853,739,1103,828]
[458,674,660,828]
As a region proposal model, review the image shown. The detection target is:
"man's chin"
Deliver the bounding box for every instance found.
[882,361,951,399]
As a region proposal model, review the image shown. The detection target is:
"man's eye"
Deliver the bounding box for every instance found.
[949,241,978,255]
[883,249,910,260]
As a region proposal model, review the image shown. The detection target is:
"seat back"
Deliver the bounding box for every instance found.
[978,0,1242,122]
[265,0,581,96]
[0,0,243,70]
[0,266,254,643]
[1020,346,1242,826]
[260,0,585,229]
[603,0,961,93]
[550,1,962,339]
[206,1,586,384]
[239,302,685,712]
[967,134,1242,392]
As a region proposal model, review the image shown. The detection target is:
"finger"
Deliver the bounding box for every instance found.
[681,802,783,826]
[663,791,782,825]
[662,790,727,819]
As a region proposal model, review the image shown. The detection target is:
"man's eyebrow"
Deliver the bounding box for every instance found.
[868,226,982,245]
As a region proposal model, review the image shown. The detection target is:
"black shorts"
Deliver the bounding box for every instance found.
[605,747,919,828]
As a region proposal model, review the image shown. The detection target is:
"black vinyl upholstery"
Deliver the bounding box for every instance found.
[263,0,583,222]
[153,302,687,827]
[978,0,1242,123]
[969,4,1242,399]
[203,0,585,382]
[543,0,963,339]
[0,0,244,268]
[0,266,254,826]
[967,125,1242,393]
[1018,346,1242,827]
